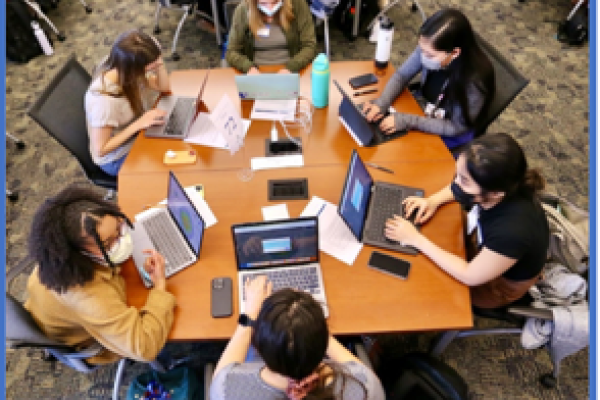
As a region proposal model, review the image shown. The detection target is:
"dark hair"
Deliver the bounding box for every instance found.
[99,29,161,116]
[252,289,367,400]
[419,8,495,131]
[461,133,545,199]
[28,184,132,293]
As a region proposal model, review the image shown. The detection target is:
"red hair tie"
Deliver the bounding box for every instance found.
[285,371,320,400]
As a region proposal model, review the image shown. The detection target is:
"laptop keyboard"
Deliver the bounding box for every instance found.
[366,186,416,242]
[141,212,195,276]
[165,97,195,136]
[242,266,321,300]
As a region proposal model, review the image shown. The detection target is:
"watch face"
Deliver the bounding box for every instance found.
[238,314,254,327]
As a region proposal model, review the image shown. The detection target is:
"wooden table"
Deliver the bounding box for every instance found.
[119,61,471,341]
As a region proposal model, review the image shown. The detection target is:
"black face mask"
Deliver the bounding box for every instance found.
[450,181,476,211]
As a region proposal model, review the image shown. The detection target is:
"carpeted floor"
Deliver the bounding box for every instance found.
[6,0,589,398]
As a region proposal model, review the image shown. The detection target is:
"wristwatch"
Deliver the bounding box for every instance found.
[238,313,255,328]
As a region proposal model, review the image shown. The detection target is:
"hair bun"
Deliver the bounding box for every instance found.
[523,169,545,193]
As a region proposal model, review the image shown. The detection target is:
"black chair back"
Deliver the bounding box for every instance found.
[475,34,529,137]
[27,55,117,190]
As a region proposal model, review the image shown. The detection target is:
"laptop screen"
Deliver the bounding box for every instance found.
[167,172,205,255]
[235,74,300,100]
[338,150,373,241]
[232,218,319,270]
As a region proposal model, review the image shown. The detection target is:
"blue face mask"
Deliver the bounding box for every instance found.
[421,52,454,71]
[258,1,282,17]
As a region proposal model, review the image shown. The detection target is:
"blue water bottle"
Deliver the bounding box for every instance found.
[311,53,330,108]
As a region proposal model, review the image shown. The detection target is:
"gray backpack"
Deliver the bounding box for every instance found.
[540,193,589,274]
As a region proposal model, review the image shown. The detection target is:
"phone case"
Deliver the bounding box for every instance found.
[349,73,378,90]
[211,277,233,318]
[163,150,198,165]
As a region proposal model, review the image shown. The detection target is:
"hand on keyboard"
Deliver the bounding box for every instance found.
[384,214,421,249]
[143,249,167,291]
[136,109,167,130]
[402,196,439,225]
[244,275,273,319]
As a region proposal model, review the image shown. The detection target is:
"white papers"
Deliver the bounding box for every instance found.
[262,204,290,221]
[185,112,228,149]
[251,99,296,121]
[135,206,162,222]
[156,186,217,228]
[251,154,304,171]
[209,95,246,155]
[301,196,363,265]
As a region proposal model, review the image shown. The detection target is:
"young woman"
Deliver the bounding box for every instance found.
[226,0,317,74]
[384,133,549,309]
[363,8,495,150]
[210,277,385,399]
[85,30,171,176]
[24,184,175,364]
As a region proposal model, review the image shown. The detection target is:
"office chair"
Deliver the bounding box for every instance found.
[27,55,117,199]
[473,33,529,138]
[22,0,93,42]
[153,0,224,61]
[365,0,427,38]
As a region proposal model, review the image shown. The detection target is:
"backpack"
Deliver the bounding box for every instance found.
[540,193,589,274]
[6,0,50,63]
[557,1,588,46]
[126,367,201,400]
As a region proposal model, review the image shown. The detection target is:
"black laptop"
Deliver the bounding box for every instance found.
[338,150,423,255]
[334,80,408,147]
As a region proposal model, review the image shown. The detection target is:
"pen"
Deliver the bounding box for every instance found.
[254,109,290,113]
[366,162,394,174]
[354,89,378,97]
[316,203,327,216]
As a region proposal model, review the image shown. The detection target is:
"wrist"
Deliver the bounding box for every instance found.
[154,280,166,291]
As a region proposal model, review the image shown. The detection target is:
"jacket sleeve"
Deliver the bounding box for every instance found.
[67,284,176,363]
[393,81,486,137]
[373,46,423,111]
[285,0,317,72]
[226,4,254,73]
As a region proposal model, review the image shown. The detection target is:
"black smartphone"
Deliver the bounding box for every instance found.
[349,73,379,90]
[211,277,233,318]
[368,251,411,280]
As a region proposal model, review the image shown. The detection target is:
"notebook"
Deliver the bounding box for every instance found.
[145,70,210,139]
[333,79,408,147]
[338,150,423,255]
[131,171,205,287]
[235,73,300,100]
[231,217,329,317]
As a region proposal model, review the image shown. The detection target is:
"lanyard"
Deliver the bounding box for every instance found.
[432,78,450,111]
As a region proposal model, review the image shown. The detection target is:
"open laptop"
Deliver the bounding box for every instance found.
[338,150,424,255]
[333,80,408,147]
[145,70,210,139]
[231,217,329,317]
[131,171,205,287]
[235,73,300,100]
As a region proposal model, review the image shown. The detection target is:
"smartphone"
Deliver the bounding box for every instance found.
[368,251,411,280]
[163,150,197,165]
[211,277,233,318]
[349,73,379,90]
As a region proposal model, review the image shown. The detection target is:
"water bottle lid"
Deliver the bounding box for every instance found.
[378,16,394,30]
[312,53,329,71]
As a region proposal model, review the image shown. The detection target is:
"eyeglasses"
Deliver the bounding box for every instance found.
[100,219,127,250]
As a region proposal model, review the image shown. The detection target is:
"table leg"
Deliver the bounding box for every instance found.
[429,330,459,357]
[211,0,222,46]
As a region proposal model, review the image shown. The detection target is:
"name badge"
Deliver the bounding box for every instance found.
[257,27,270,37]
[467,205,483,245]
[424,102,446,119]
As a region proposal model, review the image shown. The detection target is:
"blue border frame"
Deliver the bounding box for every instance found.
[590,0,597,397]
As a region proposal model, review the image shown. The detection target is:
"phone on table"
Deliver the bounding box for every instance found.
[211,277,233,318]
[368,251,411,280]
[349,73,379,90]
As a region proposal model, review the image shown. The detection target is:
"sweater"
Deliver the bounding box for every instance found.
[226,0,317,73]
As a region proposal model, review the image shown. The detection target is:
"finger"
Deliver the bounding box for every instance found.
[266,281,273,295]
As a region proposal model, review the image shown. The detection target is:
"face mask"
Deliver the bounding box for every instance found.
[421,52,454,71]
[105,225,134,265]
[450,181,476,211]
[258,1,282,17]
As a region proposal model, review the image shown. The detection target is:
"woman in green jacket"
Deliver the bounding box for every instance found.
[226,0,317,74]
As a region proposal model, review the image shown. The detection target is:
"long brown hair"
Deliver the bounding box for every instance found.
[97,30,161,116]
[246,0,294,37]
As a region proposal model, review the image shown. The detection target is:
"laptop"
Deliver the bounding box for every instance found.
[145,70,210,139]
[131,171,205,287]
[235,73,300,100]
[231,217,329,317]
[333,80,408,147]
[338,150,424,255]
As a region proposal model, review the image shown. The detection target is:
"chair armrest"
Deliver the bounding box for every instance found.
[354,343,374,371]
[204,362,215,400]
[508,306,554,320]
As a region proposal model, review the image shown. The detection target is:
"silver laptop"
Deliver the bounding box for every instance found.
[232,217,329,317]
[235,73,300,100]
[131,171,205,287]
[338,150,424,255]
[145,70,210,139]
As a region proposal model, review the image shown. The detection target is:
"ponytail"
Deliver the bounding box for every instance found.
[519,168,545,199]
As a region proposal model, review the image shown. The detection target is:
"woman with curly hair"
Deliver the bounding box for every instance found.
[24,184,175,364]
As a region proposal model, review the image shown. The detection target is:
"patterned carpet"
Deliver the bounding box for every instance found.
[6,0,589,398]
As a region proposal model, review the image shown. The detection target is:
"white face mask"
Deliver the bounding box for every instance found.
[105,225,134,265]
[258,1,282,17]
